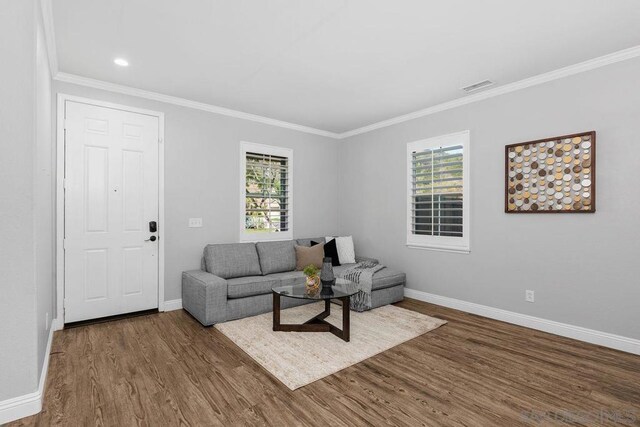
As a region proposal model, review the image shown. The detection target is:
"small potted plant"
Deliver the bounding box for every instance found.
[303,264,320,293]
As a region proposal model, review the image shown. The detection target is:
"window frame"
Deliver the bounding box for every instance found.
[406,130,470,253]
[239,141,293,242]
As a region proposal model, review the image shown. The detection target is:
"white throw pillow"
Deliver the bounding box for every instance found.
[326,235,355,264]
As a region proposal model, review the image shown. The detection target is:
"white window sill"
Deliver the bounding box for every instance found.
[239,233,293,243]
[406,244,470,254]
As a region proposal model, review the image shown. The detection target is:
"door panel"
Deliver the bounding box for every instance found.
[84,146,109,232]
[123,247,143,296]
[122,150,144,231]
[64,101,159,323]
[84,249,108,301]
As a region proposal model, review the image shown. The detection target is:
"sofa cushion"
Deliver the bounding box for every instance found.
[227,276,277,299]
[256,240,296,275]
[295,237,326,247]
[268,270,305,286]
[203,243,262,279]
[227,271,305,299]
[334,264,405,291]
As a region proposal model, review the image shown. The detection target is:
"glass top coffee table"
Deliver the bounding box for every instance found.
[272,278,358,342]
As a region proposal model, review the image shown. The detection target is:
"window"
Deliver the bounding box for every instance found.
[240,142,293,242]
[407,131,470,253]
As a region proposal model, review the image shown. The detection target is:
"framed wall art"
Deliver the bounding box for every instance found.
[505,131,596,213]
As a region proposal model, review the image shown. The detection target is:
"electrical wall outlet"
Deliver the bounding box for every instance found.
[188,218,203,228]
[525,290,535,303]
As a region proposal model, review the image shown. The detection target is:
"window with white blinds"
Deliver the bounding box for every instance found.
[240,142,293,242]
[407,131,470,253]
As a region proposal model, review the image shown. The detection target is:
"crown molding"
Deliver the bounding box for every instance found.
[40,0,58,77]
[53,72,341,139]
[51,40,640,140]
[338,45,640,139]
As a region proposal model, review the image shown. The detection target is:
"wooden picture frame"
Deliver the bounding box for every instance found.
[505,131,596,213]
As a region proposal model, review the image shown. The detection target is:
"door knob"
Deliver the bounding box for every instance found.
[145,236,157,242]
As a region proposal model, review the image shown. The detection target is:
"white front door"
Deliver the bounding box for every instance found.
[64,101,159,323]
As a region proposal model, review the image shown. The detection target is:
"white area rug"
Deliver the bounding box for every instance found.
[215,302,447,390]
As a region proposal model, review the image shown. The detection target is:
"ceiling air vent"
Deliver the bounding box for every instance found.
[461,79,494,93]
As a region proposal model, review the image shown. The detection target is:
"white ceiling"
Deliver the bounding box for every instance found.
[52,0,640,133]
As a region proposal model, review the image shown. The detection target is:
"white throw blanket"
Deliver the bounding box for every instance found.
[339,261,385,312]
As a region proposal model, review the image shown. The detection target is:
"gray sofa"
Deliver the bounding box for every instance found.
[181,237,405,326]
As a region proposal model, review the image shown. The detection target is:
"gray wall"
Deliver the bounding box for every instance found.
[0,0,43,402]
[54,81,341,301]
[339,57,640,339]
[35,9,55,381]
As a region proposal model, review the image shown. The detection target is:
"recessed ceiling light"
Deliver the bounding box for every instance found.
[114,58,129,67]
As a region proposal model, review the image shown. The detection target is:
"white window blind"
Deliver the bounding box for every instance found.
[411,145,463,237]
[407,131,470,253]
[240,142,293,241]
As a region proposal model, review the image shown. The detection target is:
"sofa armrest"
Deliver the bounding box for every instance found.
[355,255,379,264]
[182,270,228,326]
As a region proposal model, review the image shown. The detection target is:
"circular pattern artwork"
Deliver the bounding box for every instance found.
[506,132,595,212]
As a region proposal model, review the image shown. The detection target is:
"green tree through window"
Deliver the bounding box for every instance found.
[245,152,289,233]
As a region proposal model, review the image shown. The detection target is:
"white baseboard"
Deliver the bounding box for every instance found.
[163,299,182,312]
[0,325,54,424]
[52,316,64,331]
[404,288,640,356]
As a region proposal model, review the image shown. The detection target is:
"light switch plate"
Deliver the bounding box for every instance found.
[188,218,203,228]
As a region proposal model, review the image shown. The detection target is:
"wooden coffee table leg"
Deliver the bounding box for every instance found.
[272,291,281,331]
[313,298,330,321]
[342,296,350,342]
[272,293,351,341]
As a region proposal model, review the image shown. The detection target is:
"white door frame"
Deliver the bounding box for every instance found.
[54,93,166,329]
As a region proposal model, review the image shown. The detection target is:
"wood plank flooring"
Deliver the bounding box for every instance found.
[9,298,640,426]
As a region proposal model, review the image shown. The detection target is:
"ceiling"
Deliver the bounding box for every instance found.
[52,0,640,134]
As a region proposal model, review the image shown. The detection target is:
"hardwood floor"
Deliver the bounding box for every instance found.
[9,299,640,426]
